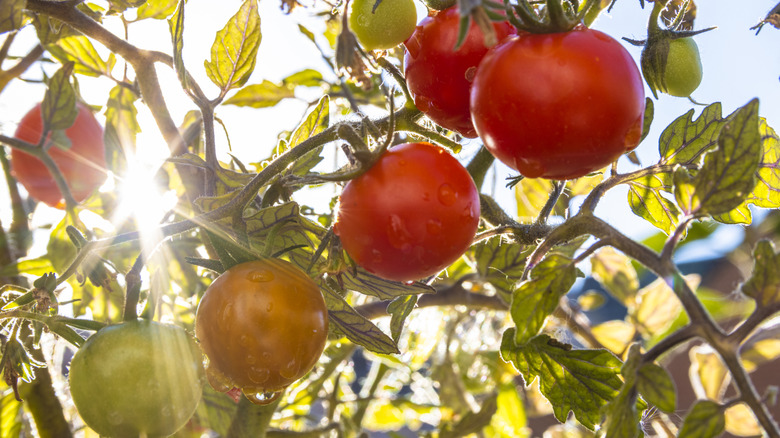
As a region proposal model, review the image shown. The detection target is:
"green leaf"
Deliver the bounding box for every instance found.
[321,285,399,355]
[168,0,187,90]
[678,400,725,438]
[500,332,623,429]
[659,102,724,166]
[0,256,54,277]
[742,240,780,307]
[104,84,140,173]
[488,383,529,438]
[107,0,147,13]
[387,294,417,343]
[590,247,640,307]
[510,254,576,345]
[137,0,179,19]
[600,385,642,438]
[171,153,255,196]
[224,80,295,108]
[673,166,698,215]
[639,97,654,144]
[636,363,676,413]
[627,173,680,235]
[440,393,498,438]
[198,385,238,436]
[472,236,530,303]
[335,269,433,301]
[630,276,688,340]
[0,0,26,34]
[42,62,77,133]
[49,35,112,77]
[283,68,323,87]
[278,95,329,176]
[683,99,762,216]
[689,346,729,401]
[204,0,261,91]
[0,391,23,438]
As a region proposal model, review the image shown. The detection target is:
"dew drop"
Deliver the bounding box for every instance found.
[464,66,477,83]
[266,302,274,312]
[262,352,272,361]
[279,359,299,380]
[161,406,172,417]
[248,367,270,384]
[107,411,123,425]
[239,334,250,347]
[514,157,545,179]
[247,269,275,283]
[246,354,257,365]
[426,219,442,235]
[422,192,431,201]
[437,183,457,206]
[387,214,412,250]
[243,389,283,406]
[370,249,383,264]
[206,366,233,393]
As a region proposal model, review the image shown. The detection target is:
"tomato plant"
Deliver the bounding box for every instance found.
[334,142,480,282]
[195,258,328,404]
[348,0,417,51]
[68,321,203,438]
[11,102,107,208]
[404,8,515,138]
[470,27,645,180]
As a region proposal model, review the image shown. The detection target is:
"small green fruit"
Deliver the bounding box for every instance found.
[642,36,703,98]
[348,0,418,51]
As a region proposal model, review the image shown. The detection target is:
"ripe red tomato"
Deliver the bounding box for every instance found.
[404,8,515,138]
[195,259,328,404]
[334,142,480,282]
[470,27,645,180]
[11,102,106,208]
[69,321,203,438]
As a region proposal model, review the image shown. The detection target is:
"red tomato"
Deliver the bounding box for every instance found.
[470,27,645,180]
[404,8,515,138]
[11,102,107,208]
[334,142,480,282]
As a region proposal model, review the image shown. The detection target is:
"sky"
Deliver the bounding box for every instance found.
[1,0,779,263]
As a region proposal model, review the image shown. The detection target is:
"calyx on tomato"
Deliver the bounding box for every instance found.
[195,258,328,405]
[404,7,515,138]
[68,320,203,438]
[334,142,480,282]
[470,27,645,180]
[11,102,107,208]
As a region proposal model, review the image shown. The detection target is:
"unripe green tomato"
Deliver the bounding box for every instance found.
[662,37,703,97]
[348,0,417,51]
[69,321,203,438]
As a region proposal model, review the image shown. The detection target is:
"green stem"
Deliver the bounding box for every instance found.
[0,148,31,257]
[466,146,495,190]
[227,395,283,438]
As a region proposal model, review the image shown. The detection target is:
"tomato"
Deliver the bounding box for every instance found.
[68,320,203,438]
[404,8,515,138]
[334,142,480,282]
[11,102,107,208]
[651,37,702,97]
[470,27,646,180]
[195,259,328,404]
[348,0,417,51]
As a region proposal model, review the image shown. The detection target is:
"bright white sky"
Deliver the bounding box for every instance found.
[1,0,779,263]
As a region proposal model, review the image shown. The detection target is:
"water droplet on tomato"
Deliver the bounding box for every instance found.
[107,411,123,425]
[262,352,272,361]
[415,95,433,112]
[387,214,412,250]
[266,302,274,312]
[239,334,250,347]
[206,366,233,393]
[403,280,415,285]
[370,249,383,264]
[242,389,283,405]
[246,354,257,365]
[248,367,270,384]
[464,66,477,83]
[161,406,172,417]
[279,360,299,380]
[219,302,234,324]
[247,269,275,283]
[426,219,442,235]
[422,192,431,201]
[437,183,457,206]
[514,157,545,178]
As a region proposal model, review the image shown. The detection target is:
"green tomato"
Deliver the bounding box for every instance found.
[662,37,703,97]
[69,320,203,438]
[348,0,417,51]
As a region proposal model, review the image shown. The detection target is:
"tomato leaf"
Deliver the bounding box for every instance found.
[500,332,623,429]
[138,0,179,20]
[321,285,399,354]
[49,36,112,78]
[387,294,417,343]
[168,0,187,90]
[628,173,680,235]
[224,80,295,108]
[42,62,77,134]
[204,0,261,92]
[172,153,254,196]
[104,84,140,173]
[636,362,676,413]
[590,247,640,307]
[0,256,54,278]
[440,393,498,438]
[659,102,724,166]
[0,391,23,438]
[472,236,530,304]
[510,254,576,345]
[678,400,725,438]
[741,240,780,307]
[683,99,761,217]
[0,0,25,34]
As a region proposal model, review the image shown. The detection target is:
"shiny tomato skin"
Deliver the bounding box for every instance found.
[68,321,203,438]
[11,102,107,208]
[334,142,480,282]
[404,8,515,138]
[348,0,418,51]
[195,259,328,399]
[470,28,645,180]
